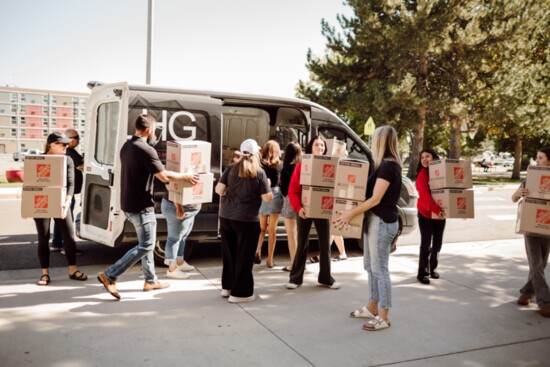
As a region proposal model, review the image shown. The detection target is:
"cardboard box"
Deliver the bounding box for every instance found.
[301,186,334,219]
[325,138,347,157]
[525,166,550,200]
[23,155,67,187]
[330,198,364,239]
[516,197,550,238]
[166,140,211,173]
[21,186,66,218]
[300,154,340,188]
[168,172,214,204]
[333,159,369,200]
[430,189,474,219]
[429,158,473,190]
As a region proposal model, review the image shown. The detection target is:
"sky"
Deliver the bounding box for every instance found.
[0,0,352,98]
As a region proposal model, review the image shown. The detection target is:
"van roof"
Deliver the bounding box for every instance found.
[89,81,341,120]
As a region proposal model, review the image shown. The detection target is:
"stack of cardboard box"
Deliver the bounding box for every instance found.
[516,166,550,237]
[165,140,214,205]
[300,154,339,219]
[428,158,475,219]
[330,159,370,239]
[21,155,67,218]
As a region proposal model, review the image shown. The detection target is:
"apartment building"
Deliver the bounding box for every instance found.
[0,86,88,154]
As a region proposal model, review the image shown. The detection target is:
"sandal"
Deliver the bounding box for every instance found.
[309,255,320,263]
[350,306,377,318]
[37,274,50,286]
[69,270,88,281]
[362,316,391,331]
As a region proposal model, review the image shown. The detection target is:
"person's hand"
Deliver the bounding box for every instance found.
[298,208,307,219]
[513,188,529,201]
[437,210,446,219]
[183,172,200,185]
[176,205,185,219]
[333,210,354,229]
[62,201,70,219]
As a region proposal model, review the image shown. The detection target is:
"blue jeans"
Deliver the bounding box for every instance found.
[161,198,199,266]
[104,210,157,283]
[363,213,398,309]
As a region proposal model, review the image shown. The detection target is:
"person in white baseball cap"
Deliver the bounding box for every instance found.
[240,139,261,155]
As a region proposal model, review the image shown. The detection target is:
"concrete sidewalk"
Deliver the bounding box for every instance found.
[0,238,548,366]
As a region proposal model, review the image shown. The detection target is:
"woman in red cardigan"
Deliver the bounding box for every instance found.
[416,148,446,285]
[286,136,339,290]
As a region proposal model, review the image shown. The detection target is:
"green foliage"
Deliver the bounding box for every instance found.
[297,0,550,177]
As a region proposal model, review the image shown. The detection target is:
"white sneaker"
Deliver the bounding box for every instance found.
[177,262,195,272]
[228,295,255,303]
[220,289,230,297]
[319,282,341,289]
[286,283,300,289]
[166,269,190,279]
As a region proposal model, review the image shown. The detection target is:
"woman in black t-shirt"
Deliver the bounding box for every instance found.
[334,125,402,331]
[215,139,272,303]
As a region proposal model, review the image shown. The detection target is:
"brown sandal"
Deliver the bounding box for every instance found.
[69,270,88,281]
[37,274,50,286]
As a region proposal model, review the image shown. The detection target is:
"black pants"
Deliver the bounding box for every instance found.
[34,211,77,268]
[417,213,446,278]
[289,216,334,286]
[220,217,260,298]
[52,196,76,247]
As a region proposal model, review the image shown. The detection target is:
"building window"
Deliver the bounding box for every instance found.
[43,107,48,114]
[20,94,26,102]
[42,129,48,137]
[11,129,16,137]
[51,107,57,114]
[20,105,26,113]
[11,116,16,124]
[20,117,26,124]
[51,119,57,126]
[21,129,26,136]
[43,118,48,125]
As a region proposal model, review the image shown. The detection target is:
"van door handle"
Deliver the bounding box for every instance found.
[108,169,114,186]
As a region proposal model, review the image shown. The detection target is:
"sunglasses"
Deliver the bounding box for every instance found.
[55,142,69,147]
[70,135,80,140]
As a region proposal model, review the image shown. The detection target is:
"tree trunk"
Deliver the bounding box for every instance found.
[408,111,425,180]
[408,52,429,180]
[449,116,462,158]
[512,134,522,180]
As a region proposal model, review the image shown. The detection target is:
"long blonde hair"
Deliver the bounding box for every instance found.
[260,140,281,168]
[230,152,260,179]
[371,125,401,170]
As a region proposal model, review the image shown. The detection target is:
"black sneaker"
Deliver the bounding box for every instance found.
[417,276,430,285]
[430,271,440,279]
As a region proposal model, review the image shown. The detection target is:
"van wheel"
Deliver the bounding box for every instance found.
[153,240,196,266]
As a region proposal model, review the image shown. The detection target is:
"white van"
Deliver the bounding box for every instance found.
[79,81,417,261]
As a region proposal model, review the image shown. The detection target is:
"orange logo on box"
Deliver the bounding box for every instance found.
[536,209,550,224]
[347,174,356,184]
[36,164,51,178]
[321,196,333,210]
[34,195,48,209]
[457,197,467,210]
[540,175,550,190]
[193,182,204,195]
[434,169,440,177]
[170,153,176,161]
[191,152,202,165]
[436,199,443,206]
[454,167,464,180]
[322,164,335,178]
[303,163,310,173]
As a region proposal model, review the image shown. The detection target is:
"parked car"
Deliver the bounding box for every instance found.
[13,148,41,161]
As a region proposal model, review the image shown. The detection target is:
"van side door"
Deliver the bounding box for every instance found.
[80,83,129,246]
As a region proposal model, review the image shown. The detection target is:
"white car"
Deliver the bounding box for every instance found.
[13,148,42,161]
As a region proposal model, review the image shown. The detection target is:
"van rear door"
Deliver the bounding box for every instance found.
[80,83,129,246]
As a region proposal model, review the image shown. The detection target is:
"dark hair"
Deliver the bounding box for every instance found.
[135,114,156,131]
[305,135,327,155]
[416,148,440,173]
[283,142,302,168]
[538,147,550,161]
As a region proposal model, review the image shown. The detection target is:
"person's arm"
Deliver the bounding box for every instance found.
[215,182,227,196]
[63,157,75,219]
[155,170,199,185]
[262,192,273,203]
[287,163,304,217]
[259,170,273,203]
[416,170,444,217]
[512,182,528,202]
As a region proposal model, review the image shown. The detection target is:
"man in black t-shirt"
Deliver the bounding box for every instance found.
[97,114,199,300]
[50,128,85,255]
